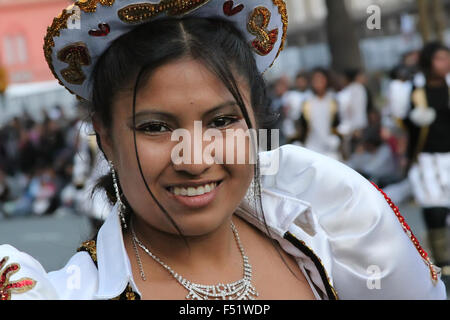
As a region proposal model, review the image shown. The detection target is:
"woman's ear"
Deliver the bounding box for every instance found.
[92,114,114,162]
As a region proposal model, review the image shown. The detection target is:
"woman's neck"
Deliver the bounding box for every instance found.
[124,214,239,273]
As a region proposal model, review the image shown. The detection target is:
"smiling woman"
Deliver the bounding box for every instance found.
[0,0,447,301]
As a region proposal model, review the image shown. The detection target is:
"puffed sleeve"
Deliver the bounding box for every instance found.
[0,245,59,300]
[266,144,447,299]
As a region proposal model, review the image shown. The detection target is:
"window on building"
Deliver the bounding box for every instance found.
[2,34,28,66]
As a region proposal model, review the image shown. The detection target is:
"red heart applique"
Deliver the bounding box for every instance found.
[88,23,110,37]
[223,1,244,16]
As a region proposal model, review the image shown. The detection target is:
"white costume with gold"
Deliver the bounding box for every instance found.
[0,145,446,300]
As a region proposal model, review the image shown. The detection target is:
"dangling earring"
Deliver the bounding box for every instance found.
[109,161,127,229]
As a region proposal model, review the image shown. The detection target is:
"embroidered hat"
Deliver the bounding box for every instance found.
[43,0,288,101]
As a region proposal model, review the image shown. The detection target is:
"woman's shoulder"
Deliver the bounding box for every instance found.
[258,144,447,299]
[0,243,98,300]
[260,144,364,192]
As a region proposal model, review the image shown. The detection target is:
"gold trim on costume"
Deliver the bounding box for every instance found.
[77,240,98,263]
[57,42,92,85]
[43,7,81,99]
[43,0,288,99]
[411,88,431,163]
[247,6,278,56]
[269,0,288,68]
[118,0,211,23]
[77,0,115,13]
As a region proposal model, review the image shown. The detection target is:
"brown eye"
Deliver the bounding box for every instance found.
[137,122,170,134]
[210,116,239,129]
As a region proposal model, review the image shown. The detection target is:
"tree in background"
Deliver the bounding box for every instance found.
[417,0,446,43]
[325,0,363,72]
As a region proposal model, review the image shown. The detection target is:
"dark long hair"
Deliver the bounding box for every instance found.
[89,17,296,277]
[418,41,449,80]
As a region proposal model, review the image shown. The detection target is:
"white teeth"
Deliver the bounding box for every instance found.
[170,182,218,197]
[187,187,196,196]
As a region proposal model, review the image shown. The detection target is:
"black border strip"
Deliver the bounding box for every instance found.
[284,232,338,300]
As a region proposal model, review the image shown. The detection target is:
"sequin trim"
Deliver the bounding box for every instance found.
[43,0,288,99]
[57,42,91,85]
[0,256,37,300]
[43,6,82,99]
[111,284,141,300]
[76,0,115,13]
[77,240,98,264]
[370,182,439,284]
[269,0,288,68]
[247,6,278,56]
[118,0,211,23]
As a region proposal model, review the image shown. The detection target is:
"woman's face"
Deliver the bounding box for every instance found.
[311,72,328,95]
[432,49,450,78]
[97,58,256,236]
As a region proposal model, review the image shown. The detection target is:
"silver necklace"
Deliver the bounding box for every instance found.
[130,219,259,300]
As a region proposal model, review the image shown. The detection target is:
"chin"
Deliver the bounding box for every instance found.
[172,213,231,237]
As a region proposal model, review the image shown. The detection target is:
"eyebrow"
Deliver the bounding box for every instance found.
[128,101,240,124]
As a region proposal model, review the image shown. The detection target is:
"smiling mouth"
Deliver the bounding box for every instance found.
[166,180,223,197]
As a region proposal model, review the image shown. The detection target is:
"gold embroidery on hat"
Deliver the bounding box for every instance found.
[57,42,91,85]
[118,0,211,23]
[247,6,278,56]
[270,0,288,66]
[44,7,81,98]
[76,0,115,13]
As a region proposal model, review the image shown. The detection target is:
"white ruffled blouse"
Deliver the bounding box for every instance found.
[0,145,447,300]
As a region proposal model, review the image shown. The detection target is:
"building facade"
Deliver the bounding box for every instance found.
[0,0,72,85]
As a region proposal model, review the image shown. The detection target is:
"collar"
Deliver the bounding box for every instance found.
[93,203,140,299]
[92,184,317,300]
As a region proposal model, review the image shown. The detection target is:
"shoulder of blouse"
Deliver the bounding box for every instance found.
[253,144,447,299]
[0,243,98,300]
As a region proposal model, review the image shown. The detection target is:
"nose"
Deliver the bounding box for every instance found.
[170,122,219,175]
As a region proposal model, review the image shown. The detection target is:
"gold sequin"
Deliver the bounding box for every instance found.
[76,0,115,13]
[77,240,98,263]
[43,7,82,99]
[118,0,211,24]
[247,6,279,56]
[270,0,288,66]
[57,42,91,85]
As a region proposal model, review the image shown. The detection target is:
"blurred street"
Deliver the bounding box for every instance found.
[0,209,94,272]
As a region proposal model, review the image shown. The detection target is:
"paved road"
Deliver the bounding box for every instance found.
[0,209,95,272]
[0,203,447,298]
